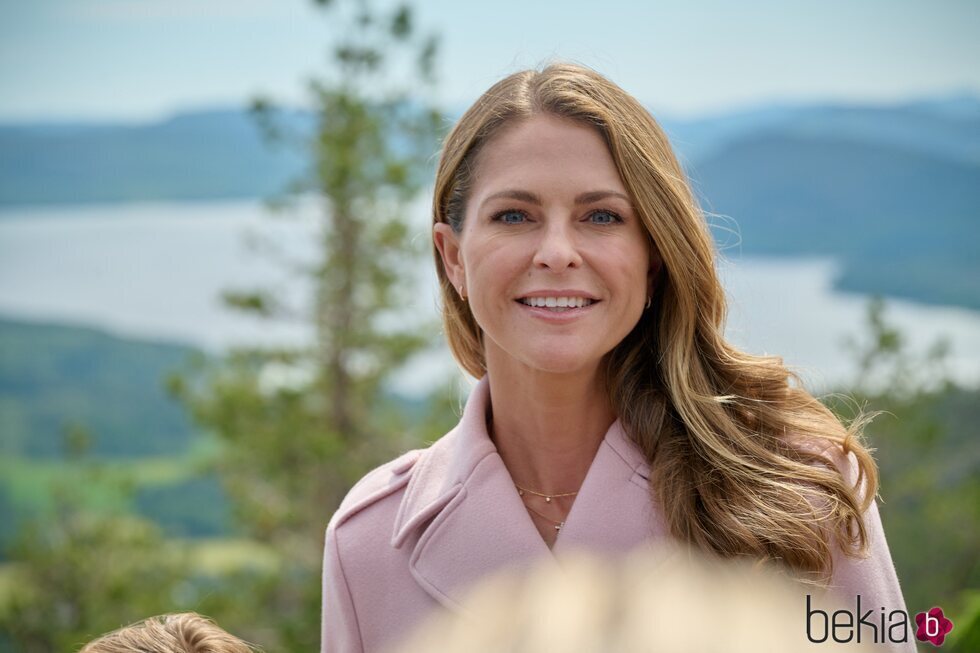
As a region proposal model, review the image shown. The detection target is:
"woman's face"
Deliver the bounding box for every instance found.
[434,113,659,377]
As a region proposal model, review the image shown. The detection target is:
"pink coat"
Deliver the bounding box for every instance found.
[321,375,914,652]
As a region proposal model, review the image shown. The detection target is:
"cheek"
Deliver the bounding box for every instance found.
[600,245,650,293]
[465,242,526,289]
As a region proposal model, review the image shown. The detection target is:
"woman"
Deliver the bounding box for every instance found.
[321,63,912,652]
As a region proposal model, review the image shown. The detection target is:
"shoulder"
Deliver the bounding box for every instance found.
[327,448,424,535]
[785,435,866,489]
[322,448,429,653]
[324,424,469,560]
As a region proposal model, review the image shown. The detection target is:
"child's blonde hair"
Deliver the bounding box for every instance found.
[79,612,257,653]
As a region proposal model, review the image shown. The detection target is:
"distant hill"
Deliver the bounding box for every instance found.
[3,94,977,208]
[0,315,437,460]
[659,93,980,166]
[687,131,979,309]
[0,317,200,457]
[0,317,236,549]
[0,108,310,207]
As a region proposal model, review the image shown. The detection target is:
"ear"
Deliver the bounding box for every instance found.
[647,250,663,296]
[433,222,465,295]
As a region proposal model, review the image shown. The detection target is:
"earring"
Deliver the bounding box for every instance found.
[645,296,652,310]
[460,285,467,302]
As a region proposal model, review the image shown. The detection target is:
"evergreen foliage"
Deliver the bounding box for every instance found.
[164,0,451,648]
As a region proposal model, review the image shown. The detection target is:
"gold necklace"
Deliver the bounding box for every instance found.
[522,500,567,533]
[514,484,579,503]
[488,409,578,504]
[488,411,576,532]
[515,483,576,533]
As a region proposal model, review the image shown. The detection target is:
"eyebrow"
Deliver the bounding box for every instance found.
[480,189,632,209]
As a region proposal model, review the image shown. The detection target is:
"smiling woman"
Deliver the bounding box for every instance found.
[433,114,657,546]
[320,63,914,653]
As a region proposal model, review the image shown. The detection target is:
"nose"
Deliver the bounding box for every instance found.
[532,220,583,270]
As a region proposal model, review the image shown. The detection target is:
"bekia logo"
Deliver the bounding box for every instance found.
[915,607,954,647]
[806,595,954,646]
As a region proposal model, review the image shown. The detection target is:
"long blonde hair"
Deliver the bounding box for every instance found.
[431,62,878,582]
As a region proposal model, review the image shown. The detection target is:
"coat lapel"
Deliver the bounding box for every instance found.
[391,374,667,611]
[391,375,556,611]
[552,418,668,556]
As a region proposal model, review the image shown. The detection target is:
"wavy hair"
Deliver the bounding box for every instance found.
[80,612,258,653]
[431,62,879,583]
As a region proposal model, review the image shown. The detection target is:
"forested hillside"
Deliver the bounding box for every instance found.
[0,318,199,458]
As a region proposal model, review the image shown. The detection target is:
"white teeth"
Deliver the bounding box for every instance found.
[519,296,595,308]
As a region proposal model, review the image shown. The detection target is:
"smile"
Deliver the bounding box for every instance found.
[518,296,595,309]
[514,296,600,322]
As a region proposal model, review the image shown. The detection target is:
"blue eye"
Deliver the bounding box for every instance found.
[493,210,527,224]
[589,210,622,225]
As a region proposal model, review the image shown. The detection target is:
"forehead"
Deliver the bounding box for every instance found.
[470,114,625,194]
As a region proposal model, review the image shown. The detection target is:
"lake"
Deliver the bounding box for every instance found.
[2,198,979,398]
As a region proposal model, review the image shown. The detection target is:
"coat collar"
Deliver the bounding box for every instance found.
[392,374,667,611]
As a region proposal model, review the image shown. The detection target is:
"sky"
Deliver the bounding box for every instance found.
[0,0,978,123]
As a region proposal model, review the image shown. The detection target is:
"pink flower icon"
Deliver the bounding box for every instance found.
[915,607,954,646]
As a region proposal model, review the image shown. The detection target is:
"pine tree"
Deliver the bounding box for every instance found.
[168,1,451,649]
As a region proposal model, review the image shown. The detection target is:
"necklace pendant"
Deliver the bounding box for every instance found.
[545,496,551,503]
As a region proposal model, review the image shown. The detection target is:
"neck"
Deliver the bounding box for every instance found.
[484,354,616,495]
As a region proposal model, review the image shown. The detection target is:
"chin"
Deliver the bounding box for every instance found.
[519,345,599,376]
